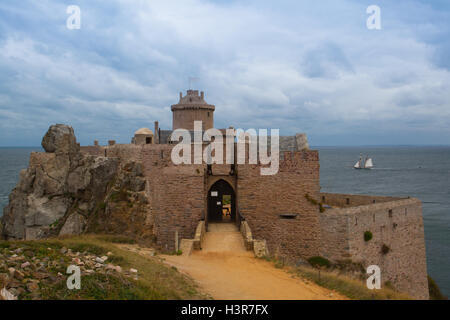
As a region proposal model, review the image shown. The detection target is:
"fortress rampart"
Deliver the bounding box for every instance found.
[319,193,428,299]
[79,143,429,299]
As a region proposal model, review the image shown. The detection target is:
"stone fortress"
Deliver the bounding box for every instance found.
[1,90,428,299]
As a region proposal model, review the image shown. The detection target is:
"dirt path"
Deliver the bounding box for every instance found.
[159,223,345,300]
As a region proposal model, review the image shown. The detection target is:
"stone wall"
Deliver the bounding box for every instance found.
[319,193,429,299]
[140,144,206,251]
[80,144,144,162]
[238,151,321,263]
[80,146,105,157]
[321,192,404,207]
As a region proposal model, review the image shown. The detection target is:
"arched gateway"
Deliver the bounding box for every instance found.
[207,179,236,223]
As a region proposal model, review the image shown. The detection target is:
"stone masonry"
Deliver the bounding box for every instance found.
[2,90,429,299]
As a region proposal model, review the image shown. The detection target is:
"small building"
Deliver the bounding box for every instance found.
[134,128,154,145]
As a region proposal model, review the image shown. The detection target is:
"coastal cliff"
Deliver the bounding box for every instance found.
[1,125,154,242]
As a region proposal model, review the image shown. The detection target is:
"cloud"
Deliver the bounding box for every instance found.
[0,0,449,146]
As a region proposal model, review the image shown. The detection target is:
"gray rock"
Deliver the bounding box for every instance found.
[95,257,104,264]
[1,123,150,242]
[59,214,86,236]
[0,288,18,300]
[41,124,79,154]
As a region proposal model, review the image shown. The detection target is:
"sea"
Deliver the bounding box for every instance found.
[0,146,449,297]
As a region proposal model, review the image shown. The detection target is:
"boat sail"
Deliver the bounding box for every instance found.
[354,154,374,169]
[364,156,374,169]
[354,154,363,169]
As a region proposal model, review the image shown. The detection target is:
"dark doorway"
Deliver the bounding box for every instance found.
[207,179,236,223]
[146,137,152,144]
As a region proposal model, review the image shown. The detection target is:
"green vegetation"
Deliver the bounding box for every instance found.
[49,218,60,229]
[364,231,373,242]
[95,235,137,244]
[307,256,331,268]
[294,266,411,300]
[262,256,410,300]
[40,273,154,300]
[169,250,183,256]
[428,276,448,300]
[0,235,207,300]
[222,195,231,205]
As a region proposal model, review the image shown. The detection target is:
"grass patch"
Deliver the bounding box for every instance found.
[39,273,158,300]
[1,235,208,300]
[295,266,411,300]
[95,235,137,244]
[0,241,11,249]
[63,241,107,256]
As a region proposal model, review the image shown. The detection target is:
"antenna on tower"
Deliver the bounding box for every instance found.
[188,77,199,89]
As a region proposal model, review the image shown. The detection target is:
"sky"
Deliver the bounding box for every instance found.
[0,0,449,146]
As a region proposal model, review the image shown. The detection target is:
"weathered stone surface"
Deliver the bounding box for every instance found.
[253,240,268,258]
[295,133,309,150]
[1,125,147,241]
[59,213,86,236]
[41,124,79,154]
[1,287,17,300]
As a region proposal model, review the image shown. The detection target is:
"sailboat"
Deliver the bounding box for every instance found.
[354,154,374,169]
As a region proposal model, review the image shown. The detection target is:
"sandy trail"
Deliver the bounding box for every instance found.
[160,223,345,300]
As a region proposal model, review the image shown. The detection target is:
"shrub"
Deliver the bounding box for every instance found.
[307,256,331,268]
[381,244,390,255]
[364,231,373,242]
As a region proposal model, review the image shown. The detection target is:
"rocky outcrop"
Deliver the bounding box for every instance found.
[1,124,154,242]
[41,124,80,155]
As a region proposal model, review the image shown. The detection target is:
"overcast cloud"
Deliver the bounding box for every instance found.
[0,0,449,146]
